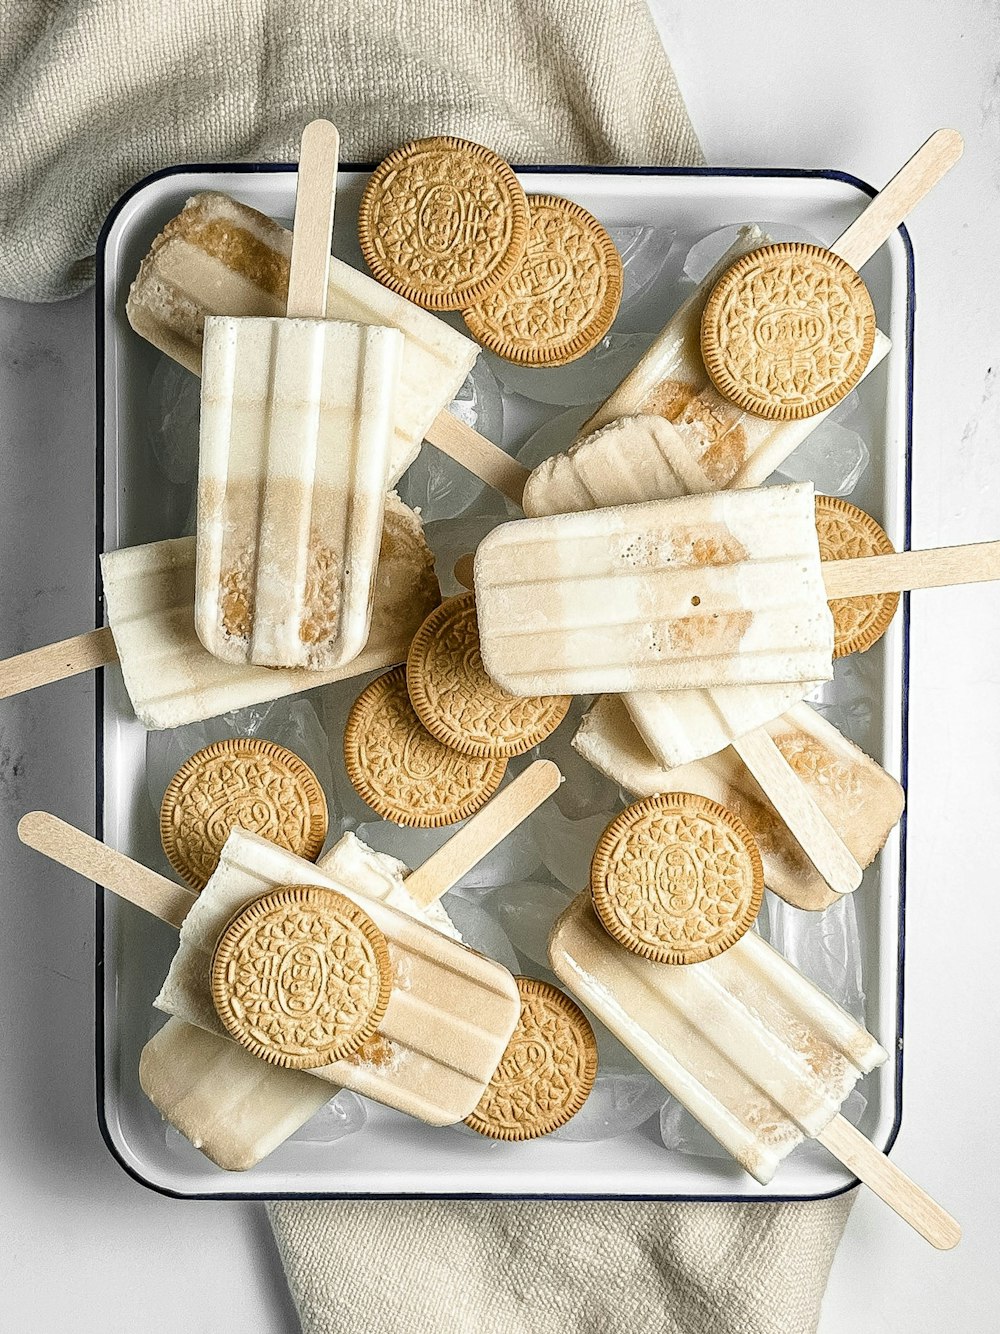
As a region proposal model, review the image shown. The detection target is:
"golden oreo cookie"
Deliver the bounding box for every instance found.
[343,666,507,827]
[700,242,876,420]
[358,136,530,310]
[590,793,763,965]
[815,495,899,657]
[462,195,623,365]
[210,885,391,1069]
[160,738,328,891]
[406,592,570,758]
[464,977,598,1141]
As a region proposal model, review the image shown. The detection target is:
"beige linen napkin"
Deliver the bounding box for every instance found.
[0,0,701,300]
[3,1,852,1329]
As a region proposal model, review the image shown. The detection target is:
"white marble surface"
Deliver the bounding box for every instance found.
[1,2,997,1329]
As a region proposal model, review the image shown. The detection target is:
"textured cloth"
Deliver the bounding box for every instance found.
[0,0,702,300]
[3,3,849,1331]
[268,1195,856,1334]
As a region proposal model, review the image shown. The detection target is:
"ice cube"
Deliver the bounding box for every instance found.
[481,881,574,968]
[399,362,504,522]
[537,696,627,820]
[766,889,866,1023]
[439,893,521,974]
[808,654,878,750]
[682,221,824,286]
[290,1090,368,1143]
[484,331,657,407]
[353,820,457,870]
[529,804,615,894]
[450,820,545,893]
[608,225,677,306]
[773,418,871,497]
[148,357,200,485]
[515,404,599,472]
[549,1070,665,1142]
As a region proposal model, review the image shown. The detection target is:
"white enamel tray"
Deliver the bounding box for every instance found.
[96,162,911,1199]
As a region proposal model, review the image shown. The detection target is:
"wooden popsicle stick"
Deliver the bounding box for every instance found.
[403,760,561,909]
[822,539,1000,599]
[425,411,530,508]
[831,129,964,272]
[17,811,197,930]
[731,730,862,896]
[817,1114,961,1250]
[285,119,340,319]
[0,626,118,700]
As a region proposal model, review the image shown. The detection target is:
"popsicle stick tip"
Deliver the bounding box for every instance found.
[525,758,563,791]
[17,810,55,846]
[932,1216,962,1251]
[300,119,341,151]
[928,127,964,161]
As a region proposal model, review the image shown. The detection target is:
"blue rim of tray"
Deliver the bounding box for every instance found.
[94,159,914,1202]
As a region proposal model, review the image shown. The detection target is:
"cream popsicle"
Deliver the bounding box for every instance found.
[195,121,402,670]
[474,482,834,697]
[574,695,904,912]
[0,493,440,728]
[19,763,561,1145]
[549,894,959,1247]
[541,132,962,500]
[156,830,520,1122]
[196,314,402,668]
[125,192,529,505]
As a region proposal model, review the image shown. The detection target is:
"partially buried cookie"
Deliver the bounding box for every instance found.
[160,738,328,891]
[344,666,507,827]
[358,136,530,310]
[463,195,623,365]
[700,242,876,420]
[464,977,598,1140]
[590,793,764,965]
[210,885,392,1069]
[815,494,899,657]
[406,592,571,758]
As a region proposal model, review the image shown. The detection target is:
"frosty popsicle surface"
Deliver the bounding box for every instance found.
[549,895,959,1247]
[475,482,834,697]
[195,121,403,670]
[99,495,439,729]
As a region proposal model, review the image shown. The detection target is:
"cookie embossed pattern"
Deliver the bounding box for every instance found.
[210,885,393,1070]
[357,136,530,310]
[159,738,328,890]
[700,242,877,420]
[589,794,764,965]
[406,592,571,758]
[343,666,507,826]
[463,195,624,366]
[465,977,598,1141]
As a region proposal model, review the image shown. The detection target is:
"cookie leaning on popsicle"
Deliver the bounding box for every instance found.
[506,133,960,900]
[137,762,566,1167]
[126,188,529,505]
[531,129,961,505]
[575,695,904,913]
[19,761,564,1166]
